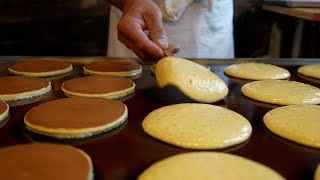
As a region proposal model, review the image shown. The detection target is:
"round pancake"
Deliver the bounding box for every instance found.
[0,76,51,101]
[264,105,320,149]
[61,75,135,99]
[241,80,320,105]
[298,64,320,79]
[224,62,290,80]
[138,152,285,180]
[0,100,9,122]
[8,60,73,77]
[24,97,128,138]
[0,143,93,180]
[155,56,228,103]
[83,60,142,77]
[142,103,252,150]
[315,164,320,180]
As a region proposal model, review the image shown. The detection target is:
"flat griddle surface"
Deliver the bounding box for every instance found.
[0,57,319,180]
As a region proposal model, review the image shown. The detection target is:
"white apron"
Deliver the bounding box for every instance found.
[107,0,234,59]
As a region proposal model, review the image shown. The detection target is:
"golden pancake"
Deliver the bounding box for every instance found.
[224,62,290,80]
[298,64,320,79]
[155,56,228,103]
[61,75,135,99]
[315,164,320,180]
[241,80,320,105]
[138,152,285,180]
[0,76,51,101]
[24,97,128,138]
[83,60,142,77]
[150,62,210,74]
[0,100,9,122]
[264,105,320,149]
[0,143,93,180]
[142,103,252,150]
[8,60,72,77]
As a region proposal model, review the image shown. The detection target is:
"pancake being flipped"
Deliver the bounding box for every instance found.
[298,64,320,79]
[8,60,72,77]
[150,62,210,75]
[138,152,285,180]
[0,76,51,102]
[24,97,128,138]
[0,100,9,122]
[315,164,320,180]
[61,75,135,99]
[142,103,252,150]
[264,105,320,149]
[224,62,290,80]
[241,80,320,105]
[155,56,228,103]
[0,143,93,180]
[83,60,142,77]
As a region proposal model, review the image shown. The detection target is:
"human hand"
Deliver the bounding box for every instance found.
[110,0,180,61]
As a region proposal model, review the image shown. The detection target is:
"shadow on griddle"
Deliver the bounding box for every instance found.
[43,72,73,81]
[242,95,282,110]
[297,73,320,84]
[19,118,128,145]
[263,123,320,153]
[6,90,52,107]
[144,85,226,106]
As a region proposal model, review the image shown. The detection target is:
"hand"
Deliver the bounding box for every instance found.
[110,0,180,61]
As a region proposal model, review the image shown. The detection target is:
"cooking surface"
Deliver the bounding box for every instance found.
[0,57,319,180]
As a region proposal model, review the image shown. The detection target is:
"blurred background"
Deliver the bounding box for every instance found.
[0,0,319,58]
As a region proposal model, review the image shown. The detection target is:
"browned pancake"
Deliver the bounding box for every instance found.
[83,60,142,77]
[8,60,72,77]
[61,75,135,99]
[0,76,51,101]
[24,97,128,138]
[0,143,93,180]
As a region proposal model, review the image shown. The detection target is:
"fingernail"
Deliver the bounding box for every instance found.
[157,39,169,49]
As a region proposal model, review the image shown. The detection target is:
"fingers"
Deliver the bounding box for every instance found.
[143,6,169,50]
[117,19,164,61]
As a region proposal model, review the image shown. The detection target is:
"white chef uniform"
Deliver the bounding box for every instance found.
[107,0,234,59]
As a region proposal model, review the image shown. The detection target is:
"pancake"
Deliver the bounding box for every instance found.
[224,62,290,80]
[83,60,142,77]
[315,164,320,180]
[0,100,9,122]
[0,143,93,180]
[0,76,51,101]
[241,80,320,105]
[142,103,252,150]
[61,75,135,99]
[155,56,228,103]
[8,60,73,77]
[298,64,320,79]
[24,97,128,138]
[150,62,210,75]
[138,152,285,180]
[264,105,320,149]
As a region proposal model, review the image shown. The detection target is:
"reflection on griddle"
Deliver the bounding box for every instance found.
[20,118,128,145]
[43,72,73,81]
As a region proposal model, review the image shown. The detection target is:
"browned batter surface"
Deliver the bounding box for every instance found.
[0,143,91,180]
[9,60,71,73]
[25,97,126,129]
[0,76,50,95]
[62,75,134,94]
[0,100,7,114]
[84,60,141,72]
